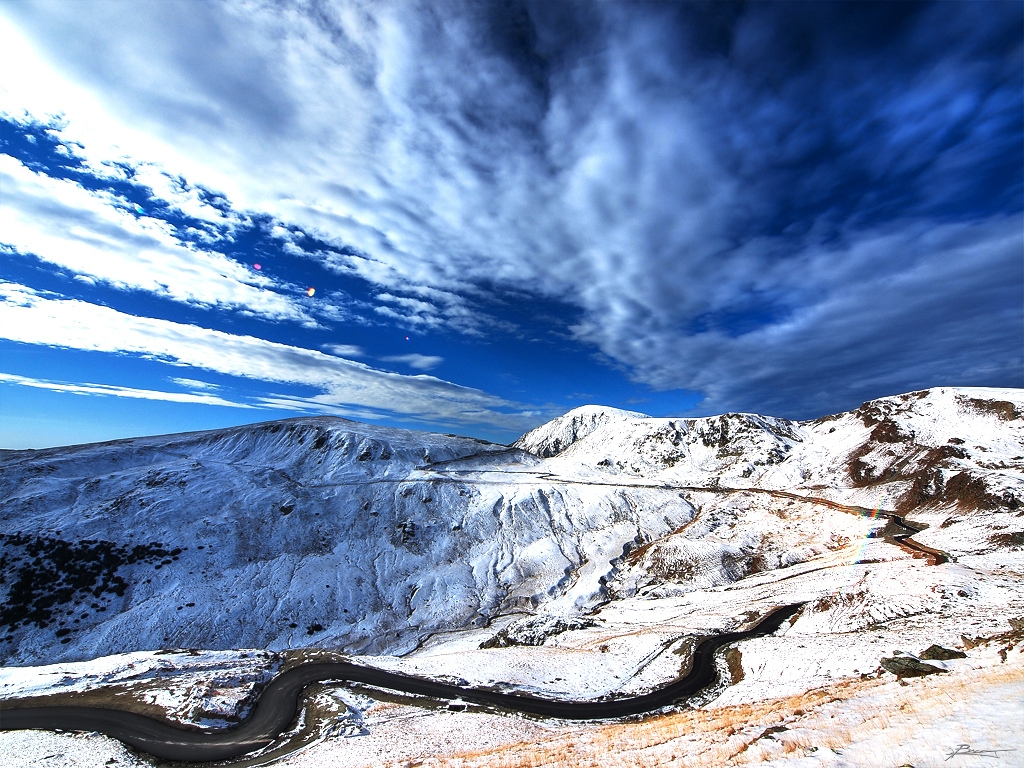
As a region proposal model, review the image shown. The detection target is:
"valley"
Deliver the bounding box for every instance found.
[1,386,1022,767]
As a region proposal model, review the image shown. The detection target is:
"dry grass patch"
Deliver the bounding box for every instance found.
[391,652,1023,768]
[387,678,874,768]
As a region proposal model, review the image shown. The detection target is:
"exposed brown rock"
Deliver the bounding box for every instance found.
[960,396,1022,421]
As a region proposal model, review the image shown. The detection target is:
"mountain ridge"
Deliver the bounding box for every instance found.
[0,386,1020,666]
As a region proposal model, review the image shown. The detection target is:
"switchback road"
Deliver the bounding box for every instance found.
[0,603,803,763]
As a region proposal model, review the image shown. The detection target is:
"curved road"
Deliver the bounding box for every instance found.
[734,487,949,565]
[395,468,951,566]
[0,604,803,763]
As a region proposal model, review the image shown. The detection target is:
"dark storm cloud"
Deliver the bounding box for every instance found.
[2,0,1021,421]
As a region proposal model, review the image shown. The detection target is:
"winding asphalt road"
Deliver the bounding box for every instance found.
[0,603,803,763]
[734,487,950,565]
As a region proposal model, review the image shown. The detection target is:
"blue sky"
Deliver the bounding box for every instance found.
[0,0,1021,449]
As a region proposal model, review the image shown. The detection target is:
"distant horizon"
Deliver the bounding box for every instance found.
[2,1,1021,450]
[4,383,1022,452]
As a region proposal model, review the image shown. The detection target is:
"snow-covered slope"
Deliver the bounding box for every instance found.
[518,388,1024,506]
[513,405,649,458]
[1,388,1021,669]
[0,417,696,664]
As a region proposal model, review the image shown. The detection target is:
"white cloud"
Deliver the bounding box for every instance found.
[0,3,545,326]
[0,154,315,325]
[380,354,444,371]
[0,282,542,430]
[169,377,220,391]
[126,163,247,231]
[1,1,1019,416]
[322,343,366,358]
[0,3,793,342]
[0,372,253,408]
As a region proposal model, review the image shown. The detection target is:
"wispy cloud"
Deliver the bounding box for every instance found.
[380,354,444,371]
[0,281,544,430]
[169,377,221,391]
[1,1,1020,418]
[0,154,314,325]
[322,343,366,358]
[0,372,253,408]
[572,215,1023,417]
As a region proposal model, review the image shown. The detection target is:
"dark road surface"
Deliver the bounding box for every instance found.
[0,604,803,763]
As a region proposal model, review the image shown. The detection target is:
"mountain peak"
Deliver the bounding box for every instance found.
[513,405,649,458]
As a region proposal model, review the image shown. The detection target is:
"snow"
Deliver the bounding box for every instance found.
[513,405,650,458]
[0,730,145,768]
[0,648,280,727]
[1,386,1022,766]
[0,415,705,662]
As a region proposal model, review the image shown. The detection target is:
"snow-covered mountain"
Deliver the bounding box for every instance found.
[515,387,1023,506]
[1,387,1021,667]
[512,405,649,458]
[0,417,693,663]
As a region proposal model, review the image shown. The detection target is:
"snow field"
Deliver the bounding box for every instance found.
[1,386,1022,766]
